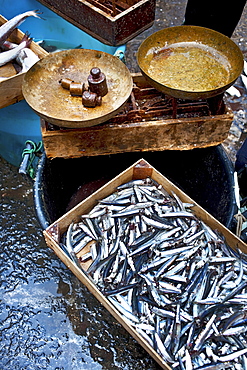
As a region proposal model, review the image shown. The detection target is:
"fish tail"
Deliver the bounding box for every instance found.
[32,10,45,20]
[20,32,33,47]
[0,10,43,45]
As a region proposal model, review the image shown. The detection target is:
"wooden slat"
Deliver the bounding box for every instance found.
[41,74,234,159]
[37,0,156,46]
[0,62,18,77]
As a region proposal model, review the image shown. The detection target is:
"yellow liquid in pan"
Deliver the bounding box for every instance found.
[147,42,231,92]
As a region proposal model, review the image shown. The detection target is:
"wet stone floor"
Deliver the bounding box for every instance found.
[1,163,157,370]
[1,1,247,369]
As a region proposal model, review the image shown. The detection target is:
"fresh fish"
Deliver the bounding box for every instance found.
[184,348,193,370]
[191,363,233,370]
[0,40,18,51]
[221,325,247,336]
[244,59,247,76]
[16,47,39,72]
[107,296,140,323]
[0,10,41,45]
[226,85,241,97]
[62,177,247,368]
[214,348,247,363]
[193,314,217,352]
[0,33,31,66]
[241,73,247,91]
[154,331,175,364]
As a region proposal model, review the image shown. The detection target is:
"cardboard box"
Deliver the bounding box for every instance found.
[43,158,247,369]
[37,0,156,46]
[0,14,48,109]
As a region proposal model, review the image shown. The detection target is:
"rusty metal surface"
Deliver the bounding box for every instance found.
[137,25,244,100]
[41,74,234,159]
[22,49,133,128]
[37,0,156,46]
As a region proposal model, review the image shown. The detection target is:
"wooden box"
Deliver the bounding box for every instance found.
[37,0,156,46]
[0,15,48,109]
[43,158,247,370]
[41,74,234,159]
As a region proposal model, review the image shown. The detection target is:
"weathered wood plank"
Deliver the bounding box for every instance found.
[0,15,48,109]
[41,75,234,159]
[37,0,156,45]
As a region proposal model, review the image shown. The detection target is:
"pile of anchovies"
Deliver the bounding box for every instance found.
[62,178,247,370]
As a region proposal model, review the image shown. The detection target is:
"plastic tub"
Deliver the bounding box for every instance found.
[33,146,237,231]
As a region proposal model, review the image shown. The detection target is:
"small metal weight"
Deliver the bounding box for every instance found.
[60,77,73,90]
[88,67,108,97]
[82,90,102,107]
[70,82,86,96]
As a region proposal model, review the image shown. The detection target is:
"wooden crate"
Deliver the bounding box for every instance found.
[41,74,234,159]
[43,158,247,370]
[0,15,48,109]
[37,0,156,46]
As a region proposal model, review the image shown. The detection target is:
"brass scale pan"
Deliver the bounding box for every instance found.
[22,48,133,128]
[137,25,244,100]
[23,27,243,129]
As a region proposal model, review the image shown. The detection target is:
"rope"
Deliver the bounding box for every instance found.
[21,140,43,178]
[235,212,246,238]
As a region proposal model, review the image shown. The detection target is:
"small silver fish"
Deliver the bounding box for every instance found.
[15,47,39,72]
[63,177,247,368]
[226,85,241,97]
[0,10,41,45]
[241,73,247,92]
[0,40,18,51]
[244,59,247,76]
[214,348,247,363]
[0,34,31,66]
